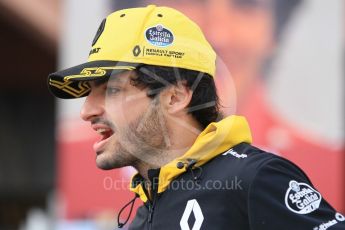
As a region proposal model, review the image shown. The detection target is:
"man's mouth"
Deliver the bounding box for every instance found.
[92,125,115,153]
[97,128,114,141]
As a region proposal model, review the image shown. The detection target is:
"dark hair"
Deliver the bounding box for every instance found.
[131,65,222,128]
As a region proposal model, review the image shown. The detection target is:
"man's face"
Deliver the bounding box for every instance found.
[80,71,168,170]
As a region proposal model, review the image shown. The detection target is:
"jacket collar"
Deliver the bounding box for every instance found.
[130,115,252,202]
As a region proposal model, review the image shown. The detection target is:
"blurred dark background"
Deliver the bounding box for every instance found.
[0,1,58,229]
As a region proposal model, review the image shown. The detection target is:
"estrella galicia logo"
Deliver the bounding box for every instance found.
[285,180,322,214]
[145,24,174,47]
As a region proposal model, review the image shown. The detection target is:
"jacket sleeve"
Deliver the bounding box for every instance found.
[247,157,345,230]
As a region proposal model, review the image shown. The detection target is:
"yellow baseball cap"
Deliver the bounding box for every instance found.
[48,5,216,99]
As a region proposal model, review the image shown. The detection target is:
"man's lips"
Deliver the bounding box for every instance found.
[91,123,115,153]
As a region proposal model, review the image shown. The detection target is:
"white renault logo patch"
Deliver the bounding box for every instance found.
[180,199,204,230]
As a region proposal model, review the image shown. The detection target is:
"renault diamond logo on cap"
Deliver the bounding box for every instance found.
[133,45,141,57]
[145,24,174,47]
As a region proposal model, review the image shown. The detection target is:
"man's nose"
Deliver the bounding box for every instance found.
[80,90,104,121]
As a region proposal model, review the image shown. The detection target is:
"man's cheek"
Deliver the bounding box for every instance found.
[123,96,149,121]
[122,101,138,123]
[105,102,128,125]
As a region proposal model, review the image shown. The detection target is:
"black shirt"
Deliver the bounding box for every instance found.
[128,143,345,230]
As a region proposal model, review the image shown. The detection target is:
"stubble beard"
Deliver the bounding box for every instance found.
[96,99,169,170]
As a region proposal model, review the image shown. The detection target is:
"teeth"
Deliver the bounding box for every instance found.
[96,128,109,134]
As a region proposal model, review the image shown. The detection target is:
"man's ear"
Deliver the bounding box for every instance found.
[160,82,193,115]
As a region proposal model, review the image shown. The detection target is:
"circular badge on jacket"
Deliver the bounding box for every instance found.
[285,180,322,214]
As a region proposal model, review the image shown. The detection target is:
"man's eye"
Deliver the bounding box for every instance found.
[106,87,120,95]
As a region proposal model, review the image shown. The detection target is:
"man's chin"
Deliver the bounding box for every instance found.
[96,162,114,170]
[95,151,127,170]
[95,152,114,170]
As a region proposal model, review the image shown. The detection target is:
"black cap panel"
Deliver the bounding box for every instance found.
[47,61,139,99]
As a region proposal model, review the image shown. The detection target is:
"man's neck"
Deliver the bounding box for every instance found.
[135,115,203,179]
[134,146,192,179]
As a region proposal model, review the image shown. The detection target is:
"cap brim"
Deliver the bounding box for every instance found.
[48,61,140,99]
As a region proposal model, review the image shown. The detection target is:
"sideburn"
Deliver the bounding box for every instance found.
[118,97,171,165]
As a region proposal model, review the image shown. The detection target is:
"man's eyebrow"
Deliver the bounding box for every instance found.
[107,75,127,84]
[91,77,109,87]
[90,71,131,87]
